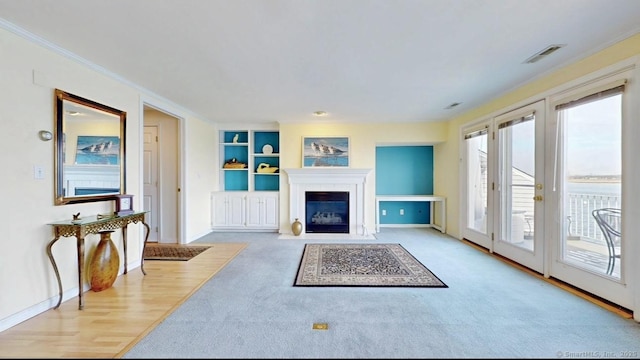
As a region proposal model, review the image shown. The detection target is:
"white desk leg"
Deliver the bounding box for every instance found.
[430,201,434,228]
[375,199,380,232]
[441,199,446,233]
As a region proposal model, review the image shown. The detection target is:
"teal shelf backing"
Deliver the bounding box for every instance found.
[224,145,248,163]
[254,175,279,191]
[224,170,248,191]
[223,131,248,143]
[253,156,279,169]
[253,131,279,153]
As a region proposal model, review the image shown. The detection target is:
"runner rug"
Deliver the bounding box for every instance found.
[143,245,211,261]
[294,243,447,287]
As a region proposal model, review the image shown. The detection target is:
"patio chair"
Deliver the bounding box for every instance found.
[591,208,621,275]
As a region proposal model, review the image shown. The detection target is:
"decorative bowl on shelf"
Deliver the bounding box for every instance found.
[262,144,273,154]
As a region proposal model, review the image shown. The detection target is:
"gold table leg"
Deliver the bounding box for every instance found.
[140,220,151,275]
[77,235,85,310]
[122,226,128,274]
[46,236,62,310]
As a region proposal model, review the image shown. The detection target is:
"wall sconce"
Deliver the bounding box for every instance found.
[38,130,53,141]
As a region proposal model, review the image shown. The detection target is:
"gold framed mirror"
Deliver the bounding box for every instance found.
[54,89,126,205]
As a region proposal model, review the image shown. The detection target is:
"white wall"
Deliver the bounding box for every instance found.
[0,26,216,330]
[182,113,218,240]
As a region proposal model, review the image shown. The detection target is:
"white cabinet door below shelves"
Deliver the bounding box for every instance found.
[246,193,279,229]
[211,192,246,228]
[262,193,279,228]
[227,194,246,227]
[212,192,278,230]
[211,193,228,227]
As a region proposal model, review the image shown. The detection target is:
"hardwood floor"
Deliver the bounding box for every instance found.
[0,243,247,359]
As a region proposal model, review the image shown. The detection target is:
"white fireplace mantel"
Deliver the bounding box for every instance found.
[283,168,373,239]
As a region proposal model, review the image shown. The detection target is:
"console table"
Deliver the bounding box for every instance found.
[375,195,446,233]
[46,211,150,310]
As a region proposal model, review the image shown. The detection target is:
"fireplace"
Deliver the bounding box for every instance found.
[305,191,349,233]
[283,168,373,239]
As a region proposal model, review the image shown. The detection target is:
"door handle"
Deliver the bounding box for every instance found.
[533,195,543,202]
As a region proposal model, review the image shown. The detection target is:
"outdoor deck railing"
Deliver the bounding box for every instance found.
[512,185,621,244]
[567,192,621,243]
[510,185,621,276]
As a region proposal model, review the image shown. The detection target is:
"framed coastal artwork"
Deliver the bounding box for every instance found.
[302,136,349,167]
[75,135,121,165]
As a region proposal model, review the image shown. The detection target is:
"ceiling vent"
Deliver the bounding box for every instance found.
[524,44,565,64]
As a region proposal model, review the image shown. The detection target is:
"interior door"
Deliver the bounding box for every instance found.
[492,101,545,273]
[143,125,159,242]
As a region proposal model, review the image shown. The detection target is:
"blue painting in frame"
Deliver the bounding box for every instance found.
[75,135,120,165]
[302,136,349,167]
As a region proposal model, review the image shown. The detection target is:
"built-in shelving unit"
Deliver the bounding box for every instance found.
[214,128,280,230]
[252,130,280,191]
[220,131,249,191]
[219,130,279,191]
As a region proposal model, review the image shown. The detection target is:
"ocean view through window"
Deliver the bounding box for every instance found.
[559,90,622,278]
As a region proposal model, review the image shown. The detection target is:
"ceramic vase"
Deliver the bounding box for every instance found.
[291,218,303,236]
[89,230,120,292]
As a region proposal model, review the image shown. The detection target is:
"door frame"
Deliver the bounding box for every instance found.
[140,101,184,244]
[143,124,159,242]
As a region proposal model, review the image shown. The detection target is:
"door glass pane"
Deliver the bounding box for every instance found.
[498,116,535,251]
[466,132,488,233]
[560,95,622,278]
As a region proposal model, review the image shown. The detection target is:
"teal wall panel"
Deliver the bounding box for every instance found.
[375,146,434,225]
[378,201,430,224]
[375,146,433,194]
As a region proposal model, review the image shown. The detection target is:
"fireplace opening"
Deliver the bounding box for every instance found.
[305,191,349,233]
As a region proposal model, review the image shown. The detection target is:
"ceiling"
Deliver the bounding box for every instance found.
[1,0,640,125]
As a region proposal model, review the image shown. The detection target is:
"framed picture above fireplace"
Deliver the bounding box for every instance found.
[302,136,349,168]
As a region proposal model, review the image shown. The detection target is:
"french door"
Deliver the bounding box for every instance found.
[492,101,545,273]
[546,73,630,308]
[461,69,632,309]
[461,122,492,249]
[462,101,545,272]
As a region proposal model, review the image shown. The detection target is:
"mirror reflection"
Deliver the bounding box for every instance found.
[54,89,126,205]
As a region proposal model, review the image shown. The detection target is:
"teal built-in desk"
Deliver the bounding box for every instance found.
[46,211,150,310]
[375,195,446,233]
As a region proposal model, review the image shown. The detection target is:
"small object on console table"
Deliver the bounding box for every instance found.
[114,194,134,216]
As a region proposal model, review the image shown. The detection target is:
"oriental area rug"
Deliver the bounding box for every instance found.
[143,245,211,261]
[294,243,447,287]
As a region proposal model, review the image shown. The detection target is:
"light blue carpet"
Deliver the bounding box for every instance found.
[123,228,640,359]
